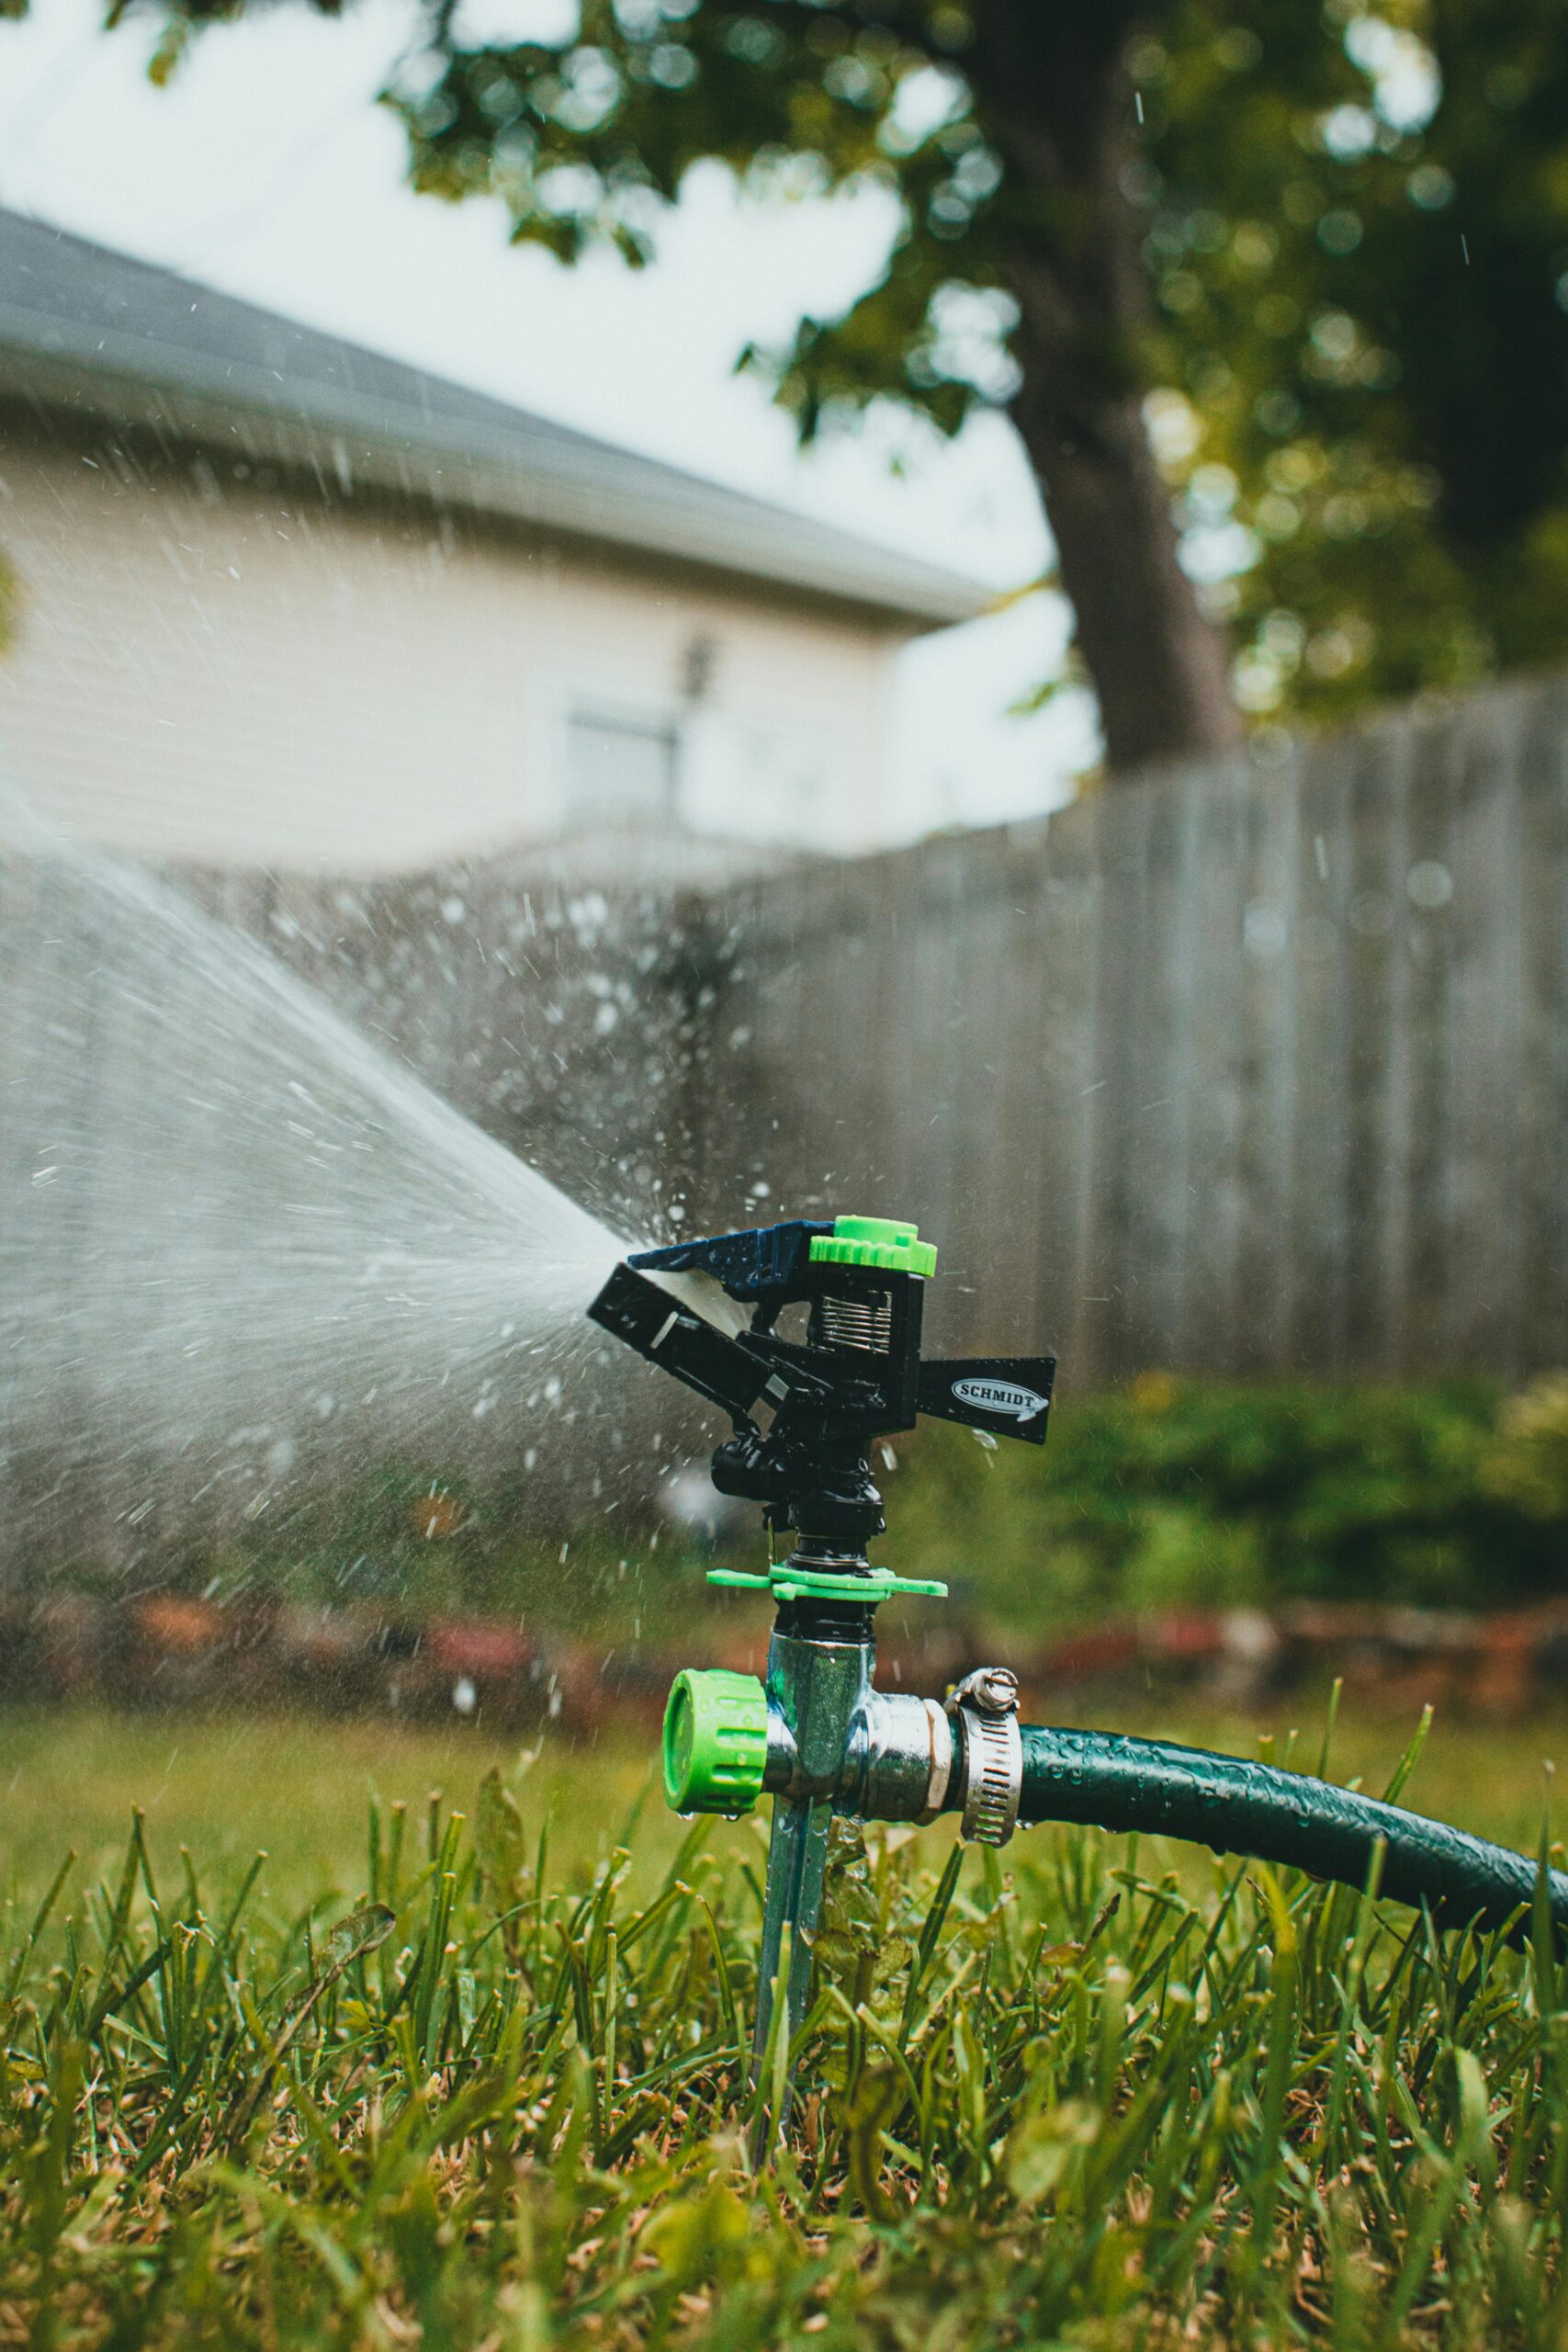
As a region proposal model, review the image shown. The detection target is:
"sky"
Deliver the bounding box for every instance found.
[0,0,1099,840]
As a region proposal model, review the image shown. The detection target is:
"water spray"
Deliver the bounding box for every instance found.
[0,796,622,1552]
[591,1214,1568,2131]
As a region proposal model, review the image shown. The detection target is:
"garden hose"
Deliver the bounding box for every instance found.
[1018,1721,1568,1940]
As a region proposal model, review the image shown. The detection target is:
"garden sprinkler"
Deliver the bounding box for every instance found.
[591,1214,1568,2135]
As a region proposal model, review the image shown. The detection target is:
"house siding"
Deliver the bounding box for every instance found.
[0,413,901,873]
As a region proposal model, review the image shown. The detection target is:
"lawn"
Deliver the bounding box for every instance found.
[4,1699,1568,2347]
[0,1708,694,1921]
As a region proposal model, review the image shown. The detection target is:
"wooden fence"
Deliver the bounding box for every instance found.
[209,662,1568,1388]
[175,664,1568,1389]
[701,668,1568,1385]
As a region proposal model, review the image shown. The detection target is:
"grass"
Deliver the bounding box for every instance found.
[0,1711,693,1919]
[5,1702,1568,2347]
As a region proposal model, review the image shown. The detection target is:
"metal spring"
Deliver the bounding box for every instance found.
[817,1290,893,1355]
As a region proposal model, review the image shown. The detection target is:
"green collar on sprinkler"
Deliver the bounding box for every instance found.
[708,1562,948,1603]
[808,1214,937,1279]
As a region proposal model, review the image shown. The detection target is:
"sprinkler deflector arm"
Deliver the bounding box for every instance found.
[589,1215,1055,1554]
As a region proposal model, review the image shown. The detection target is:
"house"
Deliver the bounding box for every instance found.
[0,208,987,878]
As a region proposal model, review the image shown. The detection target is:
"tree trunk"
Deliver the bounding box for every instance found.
[973,6,1243,775]
[1010,311,1243,776]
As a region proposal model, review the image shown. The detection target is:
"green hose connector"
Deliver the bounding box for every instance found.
[663,1668,768,1815]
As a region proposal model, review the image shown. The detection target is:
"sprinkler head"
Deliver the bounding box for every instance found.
[587,1212,1057,2140]
[587,1212,1055,1554]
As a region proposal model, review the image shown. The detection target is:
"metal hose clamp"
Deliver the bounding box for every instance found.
[946,1667,1022,1847]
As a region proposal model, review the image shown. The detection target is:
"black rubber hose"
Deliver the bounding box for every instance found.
[1019,1724,1568,1941]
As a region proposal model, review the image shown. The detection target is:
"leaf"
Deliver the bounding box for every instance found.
[327,1903,396,1973]
[639,2182,750,2282]
[844,2062,908,2224]
[1005,2098,1099,2207]
[475,1768,529,1901]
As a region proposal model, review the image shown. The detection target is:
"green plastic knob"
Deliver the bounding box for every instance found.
[809,1214,938,1280]
[662,1668,768,1815]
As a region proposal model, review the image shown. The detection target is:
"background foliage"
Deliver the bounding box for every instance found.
[1144,0,1568,728]
[886,1370,1568,1627]
[374,0,1568,737]
[164,1372,1568,1634]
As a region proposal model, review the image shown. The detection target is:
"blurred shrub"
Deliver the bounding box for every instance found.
[884,1373,1568,1632]
[198,1461,655,1630]
[1485,1375,1568,1522]
[120,1374,1568,1635]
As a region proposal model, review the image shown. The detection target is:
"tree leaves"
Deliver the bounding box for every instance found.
[1142,0,1568,724]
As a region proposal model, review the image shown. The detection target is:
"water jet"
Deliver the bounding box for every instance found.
[0,793,626,1571]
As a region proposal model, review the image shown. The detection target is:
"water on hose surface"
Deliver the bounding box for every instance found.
[0,787,627,1571]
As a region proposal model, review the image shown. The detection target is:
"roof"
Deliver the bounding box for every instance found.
[0,207,989,630]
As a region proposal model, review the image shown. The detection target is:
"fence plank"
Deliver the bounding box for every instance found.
[1342,714,1413,1374]
[1401,702,1461,1372]
[1179,762,1250,1368]
[1233,745,1301,1372]
[1517,679,1568,1374]
[1029,801,1101,1374]
[1443,689,1528,1372]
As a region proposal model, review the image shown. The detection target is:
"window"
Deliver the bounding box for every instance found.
[565,706,680,828]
